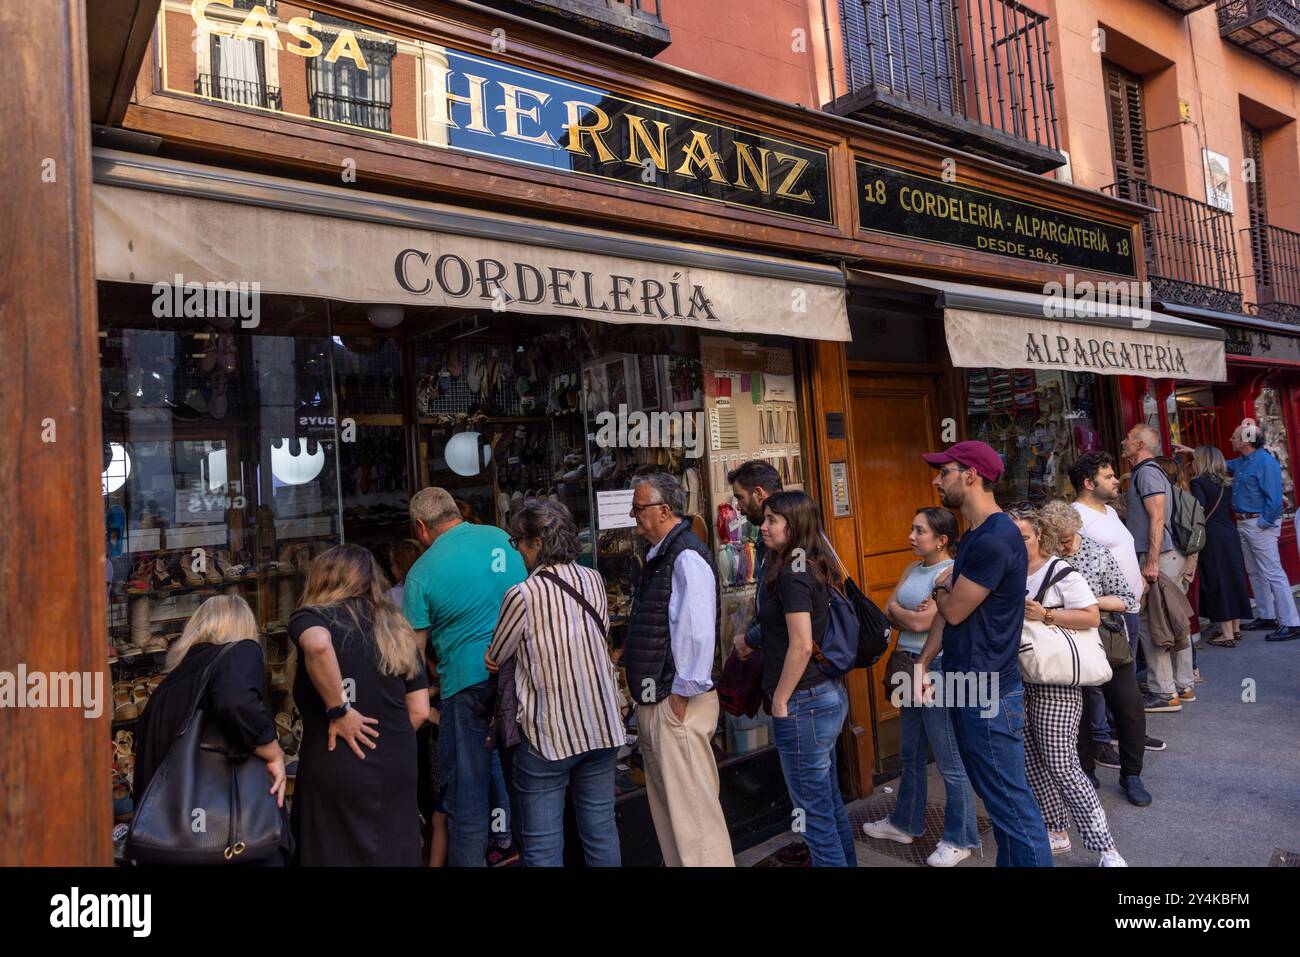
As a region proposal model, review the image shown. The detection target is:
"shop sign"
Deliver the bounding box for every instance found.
[944,309,1226,382]
[856,161,1138,277]
[1224,326,1300,363]
[167,3,832,224]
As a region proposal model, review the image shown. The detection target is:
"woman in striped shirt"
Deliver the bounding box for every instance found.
[485,500,627,867]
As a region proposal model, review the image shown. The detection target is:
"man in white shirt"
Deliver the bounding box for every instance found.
[626,472,733,867]
[1069,451,1157,808]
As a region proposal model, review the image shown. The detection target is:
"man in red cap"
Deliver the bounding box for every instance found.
[914,440,1053,867]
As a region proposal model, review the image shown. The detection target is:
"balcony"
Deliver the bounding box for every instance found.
[486,1,671,55]
[310,91,392,133]
[830,0,1064,173]
[1217,0,1300,75]
[194,74,282,111]
[1103,179,1244,314]
[1253,223,1300,323]
[1154,0,1216,12]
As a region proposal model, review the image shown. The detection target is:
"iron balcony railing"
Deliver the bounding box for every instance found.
[194,74,281,111]
[309,91,392,133]
[1254,223,1300,323]
[1217,0,1300,76]
[1103,178,1243,314]
[834,0,1062,171]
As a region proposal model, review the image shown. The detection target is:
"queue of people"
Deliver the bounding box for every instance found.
[127,420,1282,868]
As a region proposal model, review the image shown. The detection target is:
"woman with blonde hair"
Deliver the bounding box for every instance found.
[1189,445,1253,647]
[289,543,431,865]
[1007,504,1127,866]
[1039,500,1151,807]
[132,594,292,865]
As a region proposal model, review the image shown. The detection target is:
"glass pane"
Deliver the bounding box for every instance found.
[1254,386,1296,516]
[100,284,342,805]
[965,368,1106,505]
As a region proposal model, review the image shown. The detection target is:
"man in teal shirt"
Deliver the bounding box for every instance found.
[404,487,525,866]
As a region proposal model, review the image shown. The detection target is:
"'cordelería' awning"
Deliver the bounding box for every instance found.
[91,149,850,342]
[850,271,1227,382]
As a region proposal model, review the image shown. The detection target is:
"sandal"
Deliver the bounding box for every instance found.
[112,767,134,823]
[1207,635,1238,648]
[113,683,139,721]
[127,557,153,594]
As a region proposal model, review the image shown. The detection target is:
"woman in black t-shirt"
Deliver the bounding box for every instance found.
[754,491,857,867]
[288,544,430,866]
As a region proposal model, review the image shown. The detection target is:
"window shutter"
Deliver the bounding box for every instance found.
[1242,121,1271,290]
[840,0,957,111]
[1104,62,1148,197]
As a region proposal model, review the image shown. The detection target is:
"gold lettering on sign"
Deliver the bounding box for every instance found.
[675,130,727,184]
[428,68,492,134]
[191,0,234,37]
[564,102,618,163]
[625,115,671,171]
[733,142,772,193]
[324,31,369,70]
[497,84,557,146]
[233,5,280,47]
[773,153,812,203]
[286,17,323,58]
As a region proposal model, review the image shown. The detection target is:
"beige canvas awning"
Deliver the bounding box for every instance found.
[851,271,1226,382]
[92,149,850,341]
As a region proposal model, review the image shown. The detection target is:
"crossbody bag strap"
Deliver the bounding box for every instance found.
[1033,558,1077,607]
[538,569,607,639]
[1206,484,1226,521]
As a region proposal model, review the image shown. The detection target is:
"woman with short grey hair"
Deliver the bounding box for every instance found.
[485,500,626,866]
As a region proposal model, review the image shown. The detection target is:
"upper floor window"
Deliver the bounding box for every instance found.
[307,18,395,133]
[1103,61,1148,197]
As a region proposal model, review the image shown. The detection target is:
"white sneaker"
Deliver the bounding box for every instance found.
[1048,830,1072,854]
[861,817,914,844]
[926,840,972,867]
[1099,848,1128,867]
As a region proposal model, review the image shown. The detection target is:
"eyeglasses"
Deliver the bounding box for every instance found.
[937,465,969,478]
[630,500,668,514]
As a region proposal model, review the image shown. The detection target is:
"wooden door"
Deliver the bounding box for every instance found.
[849,372,944,769]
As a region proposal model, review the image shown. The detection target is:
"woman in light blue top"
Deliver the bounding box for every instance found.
[861,507,980,866]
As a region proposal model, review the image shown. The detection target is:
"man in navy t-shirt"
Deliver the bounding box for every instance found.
[916,441,1052,867]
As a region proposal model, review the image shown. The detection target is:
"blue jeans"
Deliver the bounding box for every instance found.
[890,657,980,849]
[439,680,493,867]
[949,675,1053,867]
[513,736,621,867]
[772,680,858,867]
[489,750,516,848]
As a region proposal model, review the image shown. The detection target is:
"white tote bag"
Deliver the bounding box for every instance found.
[1019,559,1113,687]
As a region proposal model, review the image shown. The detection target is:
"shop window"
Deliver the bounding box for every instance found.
[100,282,811,826]
[307,15,395,132]
[1254,385,1296,517]
[965,368,1105,504]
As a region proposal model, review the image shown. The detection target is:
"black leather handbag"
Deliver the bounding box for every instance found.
[126,640,282,865]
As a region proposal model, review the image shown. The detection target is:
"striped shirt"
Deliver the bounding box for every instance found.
[487,562,627,761]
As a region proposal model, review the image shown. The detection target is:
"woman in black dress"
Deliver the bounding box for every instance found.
[289,544,430,865]
[133,594,292,865]
[1190,445,1254,647]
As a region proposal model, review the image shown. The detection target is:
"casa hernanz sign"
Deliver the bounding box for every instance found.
[172,3,832,223]
[856,161,1138,277]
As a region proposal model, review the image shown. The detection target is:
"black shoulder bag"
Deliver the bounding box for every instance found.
[126,640,283,865]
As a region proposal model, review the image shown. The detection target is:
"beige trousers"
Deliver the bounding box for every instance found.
[636,690,735,867]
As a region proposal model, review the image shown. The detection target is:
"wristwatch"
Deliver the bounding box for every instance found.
[1043,610,1055,626]
[326,701,351,721]
[931,583,949,602]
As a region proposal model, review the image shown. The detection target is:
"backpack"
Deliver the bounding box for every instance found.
[1135,460,1206,556]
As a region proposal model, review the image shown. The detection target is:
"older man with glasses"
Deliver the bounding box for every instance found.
[625,471,734,867]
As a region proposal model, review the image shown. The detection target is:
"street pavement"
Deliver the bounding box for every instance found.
[738,620,1300,867]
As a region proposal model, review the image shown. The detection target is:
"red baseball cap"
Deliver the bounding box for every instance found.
[923,440,1004,482]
